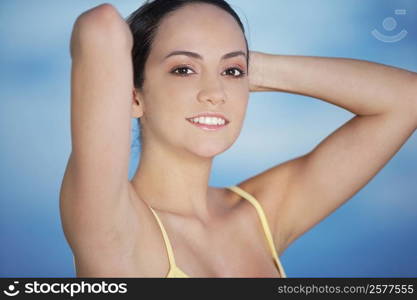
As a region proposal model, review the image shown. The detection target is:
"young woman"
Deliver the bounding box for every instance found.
[59,0,417,278]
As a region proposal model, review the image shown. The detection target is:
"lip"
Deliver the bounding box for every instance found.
[185,112,230,131]
[185,112,230,123]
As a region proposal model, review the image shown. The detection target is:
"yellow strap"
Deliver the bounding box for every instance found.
[226,185,287,278]
[146,187,287,278]
[167,265,189,278]
[148,206,177,267]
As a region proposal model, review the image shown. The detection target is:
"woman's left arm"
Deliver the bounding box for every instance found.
[249,51,417,117]
[244,51,417,255]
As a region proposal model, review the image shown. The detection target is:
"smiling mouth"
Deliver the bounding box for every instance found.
[185,117,229,131]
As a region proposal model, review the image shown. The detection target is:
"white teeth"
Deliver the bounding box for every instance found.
[191,116,226,125]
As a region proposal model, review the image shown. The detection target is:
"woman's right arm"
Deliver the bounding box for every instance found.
[60,4,136,255]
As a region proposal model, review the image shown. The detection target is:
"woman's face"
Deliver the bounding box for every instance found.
[137,3,249,158]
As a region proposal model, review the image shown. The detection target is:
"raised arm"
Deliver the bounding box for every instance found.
[240,51,417,255]
[249,51,417,116]
[59,4,136,257]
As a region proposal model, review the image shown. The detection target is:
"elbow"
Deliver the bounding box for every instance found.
[75,3,121,27]
[70,3,132,58]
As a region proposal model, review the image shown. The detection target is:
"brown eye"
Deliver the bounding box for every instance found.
[171,66,195,76]
[223,67,246,78]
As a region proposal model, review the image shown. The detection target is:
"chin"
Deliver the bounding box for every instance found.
[189,141,231,158]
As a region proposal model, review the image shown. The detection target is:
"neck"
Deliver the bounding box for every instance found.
[130,140,215,222]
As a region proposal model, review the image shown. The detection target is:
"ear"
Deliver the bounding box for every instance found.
[131,88,144,118]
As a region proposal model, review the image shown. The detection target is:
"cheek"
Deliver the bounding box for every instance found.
[162,83,196,114]
[229,84,249,108]
[231,88,249,125]
[145,73,192,107]
[164,78,201,103]
[143,85,193,127]
[227,77,249,95]
[156,80,199,116]
[164,78,196,95]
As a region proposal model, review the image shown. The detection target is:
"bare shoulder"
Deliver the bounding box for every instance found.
[232,155,306,256]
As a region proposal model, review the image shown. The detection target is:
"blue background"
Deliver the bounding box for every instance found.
[1,0,416,277]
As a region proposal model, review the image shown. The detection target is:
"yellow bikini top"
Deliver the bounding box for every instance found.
[147,185,287,278]
[71,185,287,278]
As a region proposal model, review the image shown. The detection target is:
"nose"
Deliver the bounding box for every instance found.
[197,73,226,105]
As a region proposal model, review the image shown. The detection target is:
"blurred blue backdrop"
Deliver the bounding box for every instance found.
[0,0,416,277]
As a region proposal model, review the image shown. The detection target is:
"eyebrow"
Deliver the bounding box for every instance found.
[163,50,247,61]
